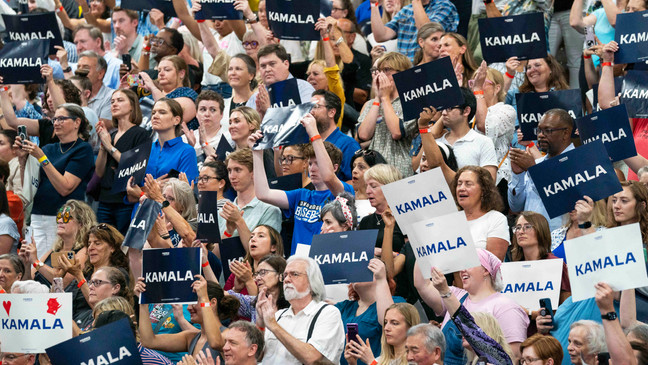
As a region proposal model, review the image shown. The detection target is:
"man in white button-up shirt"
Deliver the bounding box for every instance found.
[257,256,345,365]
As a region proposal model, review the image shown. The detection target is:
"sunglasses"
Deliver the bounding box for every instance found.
[56,209,72,223]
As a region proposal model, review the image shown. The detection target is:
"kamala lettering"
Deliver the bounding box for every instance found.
[484,32,540,46]
[622,88,648,98]
[8,31,55,41]
[416,237,467,257]
[198,213,215,224]
[520,113,543,124]
[542,165,607,196]
[129,219,145,230]
[263,122,290,134]
[620,32,648,44]
[314,251,369,265]
[582,128,627,144]
[145,270,193,282]
[502,281,554,293]
[575,253,637,276]
[268,11,314,24]
[117,160,146,179]
[272,99,296,108]
[81,346,132,365]
[2,318,63,330]
[402,79,453,102]
[0,57,42,68]
[395,191,448,214]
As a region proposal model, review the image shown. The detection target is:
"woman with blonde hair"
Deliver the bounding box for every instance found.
[439,33,478,87]
[228,106,277,179]
[465,313,515,364]
[357,53,418,178]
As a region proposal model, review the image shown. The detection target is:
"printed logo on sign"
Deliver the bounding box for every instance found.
[268,11,314,23]
[0,58,42,67]
[575,253,637,276]
[394,191,448,214]
[313,251,369,265]
[117,160,147,179]
[402,79,452,102]
[46,298,61,315]
[502,281,554,293]
[416,236,468,257]
[484,33,540,46]
[8,31,55,41]
[145,270,194,282]
[80,346,133,365]
[542,165,608,196]
[581,128,627,144]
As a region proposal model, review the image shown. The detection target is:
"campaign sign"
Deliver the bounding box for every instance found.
[219,237,246,279]
[197,191,221,244]
[46,318,142,365]
[393,57,464,122]
[564,223,648,302]
[123,199,162,250]
[381,167,457,235]
[2,13,63,55]
[120,0,177,17]
[0,293,72,353]
[575,104,636,162]
[0,39,48,84]
[409,211,481,278]
[500,259,563,310]
[268,78,302,108]
[620,70,648,118]
[111,141,152,194]
[253,102,315,150]
[266,0,319,40]
[215,135,234,161]
[309,230,377,284]
[528,141,622,218]
[478,12,547,63]
[195,0,243,20]
[268,173,303,191]
[140,247,202,304]
[614,10,648,64]
[516,89,583,140]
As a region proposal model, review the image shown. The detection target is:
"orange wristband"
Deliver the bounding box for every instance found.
[505,71,515,79]
[601,62,613,67]
[473,90,484,95]
[77,279,86,288]
[310,135,322,142]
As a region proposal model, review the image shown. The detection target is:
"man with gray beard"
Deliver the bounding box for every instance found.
[256,256,345,364]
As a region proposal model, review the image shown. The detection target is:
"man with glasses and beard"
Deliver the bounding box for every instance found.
[256,256,344,365]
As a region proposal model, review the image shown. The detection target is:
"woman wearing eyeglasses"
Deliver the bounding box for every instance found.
[14,103,94,256]
[276,144,312,188]
[519,334,564,365]
[198,160,231,211]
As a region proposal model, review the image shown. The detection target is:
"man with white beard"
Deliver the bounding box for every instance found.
[256,256,345,364]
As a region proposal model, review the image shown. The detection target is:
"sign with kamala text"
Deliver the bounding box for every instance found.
[620,70,648,118]
[220,237,246,280]
[268,78,302,108]
[0,39,49,84]
[614,10,648,64]
[564,223,648,301]
[194,0,243,20]
[0,293,72,353]
[500,259,563,310]
[123,199,162,250]
[478,12,547,63]
[197,191,221,244]
[516,89,582,141]
[527,141,622,218]
[266,0,320,40]
[140,247,202,304]
[112,141,151,194]
[575,104,636,162]
[254,102,314,150]
[2,12,63,55]
[309,230,377,284]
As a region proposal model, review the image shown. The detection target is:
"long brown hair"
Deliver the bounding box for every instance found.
[511,211,552,262]
[111,89,142,127]
[160,55,190,88]
[519,55,569,93]
[450,166,503,213]
[607,181,648,245]
[442,32,477,85]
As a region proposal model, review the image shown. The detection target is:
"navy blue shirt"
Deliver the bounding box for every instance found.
[146,136,199,182]
[326,128,361,182]
[32,139,94,215]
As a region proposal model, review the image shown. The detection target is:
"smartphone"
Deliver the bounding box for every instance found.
[17,125,27,146]
[585,26,596,49]
[121,53,132,71]
[167,169,180,179]
[597,352,610,365]
[346,323,359,344]
[539,298,554,328]
[51,251,76,268]
[476,356,488,365]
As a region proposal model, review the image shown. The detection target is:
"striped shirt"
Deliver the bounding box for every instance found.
[138,344,174,365]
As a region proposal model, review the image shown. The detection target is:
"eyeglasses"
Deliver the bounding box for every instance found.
[253,269,277,278]
[197,175,220,183]
[2,354,29,362]
[537,127,567,135]
[150,37,169,47]
[242,41,259,49]
[280,155,306,165]
[467,78,494,89]
[56,209,72,223]
[520,357,542,365]
[88,279,112,288]
[370,67,396,74]
[332,6,345,11]
[280,271,306,281]
[512,223,534,234]
[52,116,75,124]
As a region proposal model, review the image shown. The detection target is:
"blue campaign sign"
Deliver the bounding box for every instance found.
[614,10,648,64]
[219,237,246,279]
[478,12,547,63]
[620,70,648,118]
[46,318,142,365]
[528,140,622,218]
[111,141,151,194]
[516,89,583,141]
[140,247,201,304]
[575,104,636,162]
[197,191,221,244]
[195,0,243,20]
[254,102,315,150]
[268,173,303,191]
[2,13,63,55]
[266,0,319,40]
[120,0,177,17]
[393,56,464,122]
[267,78,302,108]
[123,199,162,250]
[309,230,378,285]
[0,39,48,84]
[215,135,234,161]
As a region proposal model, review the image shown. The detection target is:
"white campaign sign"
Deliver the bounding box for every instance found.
[564,223,648,302]
[500,259,563,310]
[409,211,481,278]
[381,167,456,235]
[0,293,72,352]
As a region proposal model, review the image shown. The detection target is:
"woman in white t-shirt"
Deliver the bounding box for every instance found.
[450,165,510,261]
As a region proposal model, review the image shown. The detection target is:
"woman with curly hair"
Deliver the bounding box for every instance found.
[450,166,509,261]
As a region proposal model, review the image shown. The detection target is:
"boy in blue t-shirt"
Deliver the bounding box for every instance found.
[250,112,354,255]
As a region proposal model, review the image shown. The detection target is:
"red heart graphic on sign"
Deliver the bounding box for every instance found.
[2,301,10,315]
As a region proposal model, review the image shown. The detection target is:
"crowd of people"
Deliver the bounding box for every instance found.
[0,0,646,364]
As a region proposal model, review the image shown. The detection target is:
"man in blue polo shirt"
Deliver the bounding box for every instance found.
[250,112,354,254]
[310,90,360,183]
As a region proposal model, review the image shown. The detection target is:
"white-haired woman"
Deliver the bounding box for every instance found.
[566,320,606,365]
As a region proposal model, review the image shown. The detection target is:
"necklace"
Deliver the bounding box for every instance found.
[59,139,78,154]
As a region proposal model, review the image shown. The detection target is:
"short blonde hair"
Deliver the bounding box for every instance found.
[364,164,402,186]
[486,68,506,102]
[231,106,261,131]
[163,178,197,221]
[376,52,412,73]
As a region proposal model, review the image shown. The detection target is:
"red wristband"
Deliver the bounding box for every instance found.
[473,90,484,95]
[322,37,330,42]
[2,86,8,92]
[0,288,6,294]
[201,261,209,268]
[77,279,86,288]
[370,361,378,365]
[505,71,515,79]
[372,101,380,107]
[528,142,535,148]
[196,19,206,23]
[223,231,232,238]
[310,135,322,142]
[140,191,146,197]
[601,62,613,67]
[200,302,211,307]
[144,46,151,51]
[58,5,63,12]
[419,128,430,134]
[583,54,591,59]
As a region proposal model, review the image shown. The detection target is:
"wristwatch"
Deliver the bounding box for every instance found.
[62,66,72,73]
[110,146,117,154]
[245,13,258,24]
[578,221,592,229]
[162,200,170,208]
[601,311,617,321]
